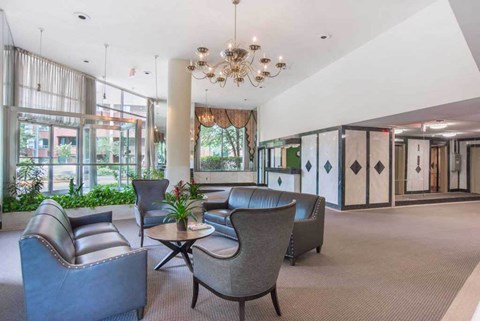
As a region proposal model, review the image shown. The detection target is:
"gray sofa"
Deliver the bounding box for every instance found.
[19,199,147,321]
[203,187,325,265]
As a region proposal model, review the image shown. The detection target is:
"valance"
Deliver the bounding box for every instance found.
[194,106,257,160]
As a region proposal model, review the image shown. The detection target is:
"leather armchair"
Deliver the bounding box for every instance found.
[192,201,296,321]
[203,187,325,265]
[132,179,169,247]
[19,200,147,321]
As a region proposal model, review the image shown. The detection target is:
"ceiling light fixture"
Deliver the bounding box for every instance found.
[200,89,215,123]
[187,0,286,87]
[442,133,457,138]
[394,129,404,134]
[319,35,331,40]
[428,120,448,130]
[83,59,89,63]
[37,27,44,92]
[74,12,91,21]
[102,43,109,103]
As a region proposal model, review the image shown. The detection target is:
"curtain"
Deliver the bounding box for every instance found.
[14,48,86,125]
[194,106,257,160]
[144,98,156,172]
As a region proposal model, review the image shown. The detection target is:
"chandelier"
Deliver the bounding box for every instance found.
[187,0,286,87]
[199,89,215,123]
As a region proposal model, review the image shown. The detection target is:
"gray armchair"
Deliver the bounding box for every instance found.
[132,179,169,247]
[191,201,296,321]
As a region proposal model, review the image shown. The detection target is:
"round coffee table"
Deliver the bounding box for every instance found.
[146,223,215,272]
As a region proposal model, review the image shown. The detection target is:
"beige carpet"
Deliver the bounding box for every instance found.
[1,201,480,321]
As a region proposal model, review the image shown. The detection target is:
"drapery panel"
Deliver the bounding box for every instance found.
[194,106,257,160]
[14,48,86,125]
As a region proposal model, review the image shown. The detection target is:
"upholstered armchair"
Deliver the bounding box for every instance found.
[191,201,296,321]
[132,179,169,247]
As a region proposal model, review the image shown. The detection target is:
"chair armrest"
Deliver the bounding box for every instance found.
[203,200,229,211]
[69,211,113,229]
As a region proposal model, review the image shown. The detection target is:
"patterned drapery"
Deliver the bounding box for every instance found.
[194,106,257,160]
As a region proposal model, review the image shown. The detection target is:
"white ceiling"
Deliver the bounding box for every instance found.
[0,0,437,109]
[352,97,480,138]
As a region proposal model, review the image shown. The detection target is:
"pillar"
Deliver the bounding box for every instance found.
[166,59,192,186]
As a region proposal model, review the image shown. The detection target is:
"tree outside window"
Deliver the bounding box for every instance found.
[199,125,245,171]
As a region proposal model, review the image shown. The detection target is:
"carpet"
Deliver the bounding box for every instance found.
[1,201,480,321]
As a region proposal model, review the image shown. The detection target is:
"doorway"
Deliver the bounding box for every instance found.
[469,146,480,194]
[394,144,405,195]
[430,144,448,193]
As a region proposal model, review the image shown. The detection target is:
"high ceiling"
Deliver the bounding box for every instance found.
[0,0,436,108]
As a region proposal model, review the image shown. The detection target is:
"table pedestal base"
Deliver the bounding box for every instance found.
[155,240,195,272]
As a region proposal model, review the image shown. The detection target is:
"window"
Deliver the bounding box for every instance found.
[199,125,245,171]
[58,137,77,145]
[39,139,49,149]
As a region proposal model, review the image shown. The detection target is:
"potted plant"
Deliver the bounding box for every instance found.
[163,181,198,231]
[187,179,205,200]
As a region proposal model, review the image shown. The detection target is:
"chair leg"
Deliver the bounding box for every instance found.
[239,300,245,321]
[138,227,142,237]
[191,278,199,309]
[271,286,282,316]
[136,307,144,320]
[316,246,321,253]
[140,228,144,247]
[290,257,296,266]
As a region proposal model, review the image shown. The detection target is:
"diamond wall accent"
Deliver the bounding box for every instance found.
[350,160,362,175]
[415,166,422,173]
[305,160,312,172]
[277,177,282,186]
[374,161,385,175]
[324,160,332,174]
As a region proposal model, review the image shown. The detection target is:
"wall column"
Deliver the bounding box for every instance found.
[166,59,192,186]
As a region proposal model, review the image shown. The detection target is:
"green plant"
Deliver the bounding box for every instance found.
[7,159,45,203]
[68,178,83,197]
[162,181,198,227]
[200,156,242,171]
[3,183,135,213]
[56,143,72,158]
[187,179,204,200]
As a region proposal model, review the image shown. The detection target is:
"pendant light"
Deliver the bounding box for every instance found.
[37,28,44,92]
[102,43,109,103]
[154,55,159,108]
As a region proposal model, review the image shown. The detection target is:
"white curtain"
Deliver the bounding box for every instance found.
[14,48,86,125]
[144,98,156,172]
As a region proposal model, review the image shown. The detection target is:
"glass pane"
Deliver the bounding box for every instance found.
[96,82,122,120]
[199,125,244,171]
[52,165,77,193]
[18,123,51,164]
[95,128,120,164]
[53,127,78,164]
[15,164,48,193]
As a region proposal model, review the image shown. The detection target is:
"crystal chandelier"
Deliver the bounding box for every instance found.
[187,0,286,87]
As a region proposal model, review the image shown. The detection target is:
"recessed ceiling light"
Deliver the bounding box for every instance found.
[442,133,457,138]
[73,12,91,21]
[319,34,331,40]
[429,120,448,130]
[144,71,151,75]
[394,129,404,134]
[83,59,89,63]
[244,98,247,101]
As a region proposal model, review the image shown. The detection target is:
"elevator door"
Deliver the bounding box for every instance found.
[470,147,480,194]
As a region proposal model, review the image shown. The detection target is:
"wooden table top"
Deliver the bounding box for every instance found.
[146,223,215,242]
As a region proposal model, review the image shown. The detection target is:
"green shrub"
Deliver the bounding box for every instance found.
[200,156,242,171]
[3,184,135,213]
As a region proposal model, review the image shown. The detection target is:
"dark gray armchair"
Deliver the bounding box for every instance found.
[132,179,169,247]
[191,201,296,321]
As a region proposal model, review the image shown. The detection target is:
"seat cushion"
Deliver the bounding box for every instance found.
[204,209,233,226]
[75,232,130,256]
[141,209,169,227]
[73,222,118,239]
[75,246,131,265]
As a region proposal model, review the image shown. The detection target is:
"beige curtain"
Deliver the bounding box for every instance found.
[14,47,86,125]
[194,106,257,160]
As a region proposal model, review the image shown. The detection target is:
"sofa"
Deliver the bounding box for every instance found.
[19,199,147,321]
[202,187,325,265]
